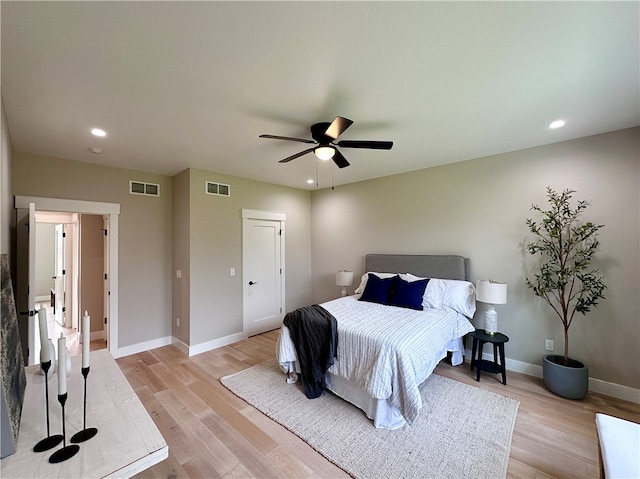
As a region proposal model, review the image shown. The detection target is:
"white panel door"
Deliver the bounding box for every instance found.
[243,218,283,336]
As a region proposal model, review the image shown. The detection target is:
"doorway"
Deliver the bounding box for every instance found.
[15,195,119,365]
[242,209,285,337]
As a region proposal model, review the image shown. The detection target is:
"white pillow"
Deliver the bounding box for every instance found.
[400,273,445,309]
[439,279,476,318]
[354,272,396,294]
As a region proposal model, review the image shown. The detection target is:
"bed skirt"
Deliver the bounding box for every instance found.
[277,334,465,429]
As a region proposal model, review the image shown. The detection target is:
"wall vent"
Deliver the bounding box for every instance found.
[130,181,160,197]
[205,181,231,197]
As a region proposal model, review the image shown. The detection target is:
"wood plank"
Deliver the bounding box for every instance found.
[117,331,639,479]
[155,389,240,476]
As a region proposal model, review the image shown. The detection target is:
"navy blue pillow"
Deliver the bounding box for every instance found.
[389,276,429,310]
[359,274,396,305]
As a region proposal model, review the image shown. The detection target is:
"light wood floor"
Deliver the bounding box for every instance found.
[117,330,640,479]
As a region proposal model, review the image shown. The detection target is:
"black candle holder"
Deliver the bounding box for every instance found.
[48,393,80,463]
[33,360,63,452]
[71,366,98,443]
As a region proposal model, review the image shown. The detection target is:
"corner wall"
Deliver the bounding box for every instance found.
[173,168,312,351]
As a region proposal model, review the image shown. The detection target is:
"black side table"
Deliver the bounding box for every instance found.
[469,329,509,385]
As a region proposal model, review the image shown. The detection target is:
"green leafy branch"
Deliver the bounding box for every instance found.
[525,187,606,364]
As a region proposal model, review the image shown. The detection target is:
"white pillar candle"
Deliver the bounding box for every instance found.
[58,335,67,395]
[38,308,50,364]
[82,311,90,368]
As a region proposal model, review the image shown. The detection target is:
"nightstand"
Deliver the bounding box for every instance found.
[469,329,509,385]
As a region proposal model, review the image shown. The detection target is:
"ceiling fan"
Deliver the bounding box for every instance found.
[259,116,393,168]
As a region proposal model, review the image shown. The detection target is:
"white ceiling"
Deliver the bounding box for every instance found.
[2,2,638,190]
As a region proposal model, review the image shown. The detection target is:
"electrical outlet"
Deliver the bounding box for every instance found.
[545,339,554,351]
[176,270,182,279]
[176,317,180,327]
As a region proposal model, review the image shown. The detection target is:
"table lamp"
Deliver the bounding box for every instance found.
[475,280,507,334]
[336,270,354,297]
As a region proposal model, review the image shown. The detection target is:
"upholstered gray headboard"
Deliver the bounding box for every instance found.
[365,254,468,281]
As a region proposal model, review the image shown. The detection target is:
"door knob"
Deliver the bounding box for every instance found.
[248,281,258,285]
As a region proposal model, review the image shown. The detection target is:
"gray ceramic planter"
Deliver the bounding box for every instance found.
[543,355,589,400]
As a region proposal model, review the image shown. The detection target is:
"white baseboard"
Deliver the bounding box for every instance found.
[172,333,246,356]
[187,332,247,357]
[589,377,640,404]
[171,337,189,356]
[111,331,248,359]
[35,295,50,303]
[113,336,173,359]
[464,348,639,404]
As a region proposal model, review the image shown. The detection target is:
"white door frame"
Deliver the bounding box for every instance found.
[15,195,120,356]
[241,209,285,336]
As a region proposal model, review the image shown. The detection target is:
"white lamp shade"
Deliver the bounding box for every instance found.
[336,270,354,287]
[475,280,507,304]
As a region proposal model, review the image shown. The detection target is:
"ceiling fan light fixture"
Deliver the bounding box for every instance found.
[314,146,335,161]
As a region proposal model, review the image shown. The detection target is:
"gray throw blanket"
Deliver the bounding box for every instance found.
[283,304,338,399]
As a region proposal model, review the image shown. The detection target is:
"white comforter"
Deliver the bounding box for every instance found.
[277,295,475,425]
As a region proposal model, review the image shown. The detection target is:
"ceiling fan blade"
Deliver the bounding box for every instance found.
[259,134,315,144]
[324,116,354,140]
[336,140,393,150]
[278,147,315,163]
[332,149,350,168]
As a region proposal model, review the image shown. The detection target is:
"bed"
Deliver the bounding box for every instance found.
[276,254,476,429]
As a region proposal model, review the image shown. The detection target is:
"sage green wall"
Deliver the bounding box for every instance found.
[177,168,312,348]
[311,128,640,389]
[12,152,173,348]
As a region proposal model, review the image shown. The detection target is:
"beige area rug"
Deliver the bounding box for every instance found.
[221,359,519,479]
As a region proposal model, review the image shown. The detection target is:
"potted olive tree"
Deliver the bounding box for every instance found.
[525,187,606,399]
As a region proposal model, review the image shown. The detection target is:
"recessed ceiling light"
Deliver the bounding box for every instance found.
[548,120,565,130]
[91,128,107,137]
[306,179,314,184]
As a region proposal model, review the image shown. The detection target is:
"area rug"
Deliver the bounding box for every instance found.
[221,359,519,479]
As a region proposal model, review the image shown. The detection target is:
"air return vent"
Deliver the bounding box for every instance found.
[205,181,230,197]
[130,181,160,197]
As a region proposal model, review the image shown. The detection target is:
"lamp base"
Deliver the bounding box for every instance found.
[484,307,498,335]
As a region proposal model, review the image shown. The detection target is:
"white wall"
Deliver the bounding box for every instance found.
[311,128,640,390]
